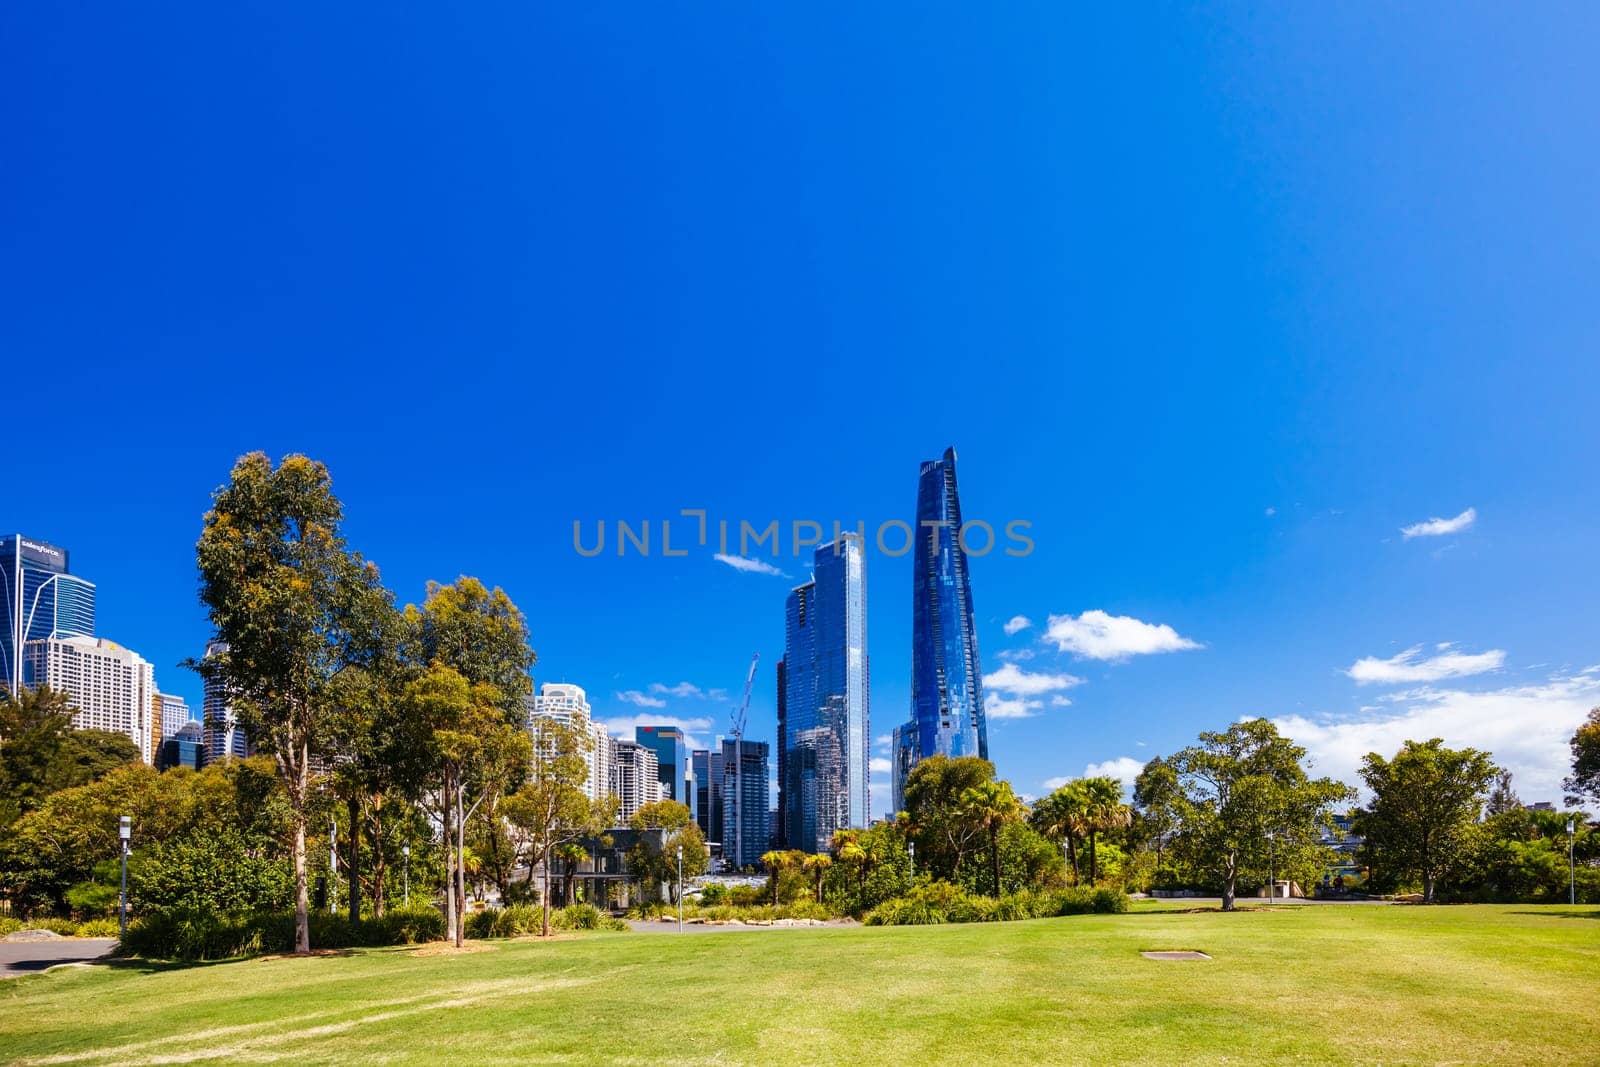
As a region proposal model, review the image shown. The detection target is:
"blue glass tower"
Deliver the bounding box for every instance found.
[781,534,870,852]
[1,535,96,694]
[898,447,987,809]
[635,725,687,802]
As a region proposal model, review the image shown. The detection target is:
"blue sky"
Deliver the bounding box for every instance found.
[6,5,1597,810]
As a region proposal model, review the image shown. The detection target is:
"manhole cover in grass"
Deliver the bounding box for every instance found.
[1141,950,1211,961]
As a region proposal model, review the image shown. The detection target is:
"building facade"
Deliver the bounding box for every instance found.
[896,447,987,812]
[158,693,193,741]
[527,682,621,805]
[2,535,95,694]
[692,747,724,850]
[721,738,770,869]
[612,740,663,822]
[201,639,254,763]
[635,725,687,803]
[158,720,206,772]
[24,635,156,762]
[780,535,870,852]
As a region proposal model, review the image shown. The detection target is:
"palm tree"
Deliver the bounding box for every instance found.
[803,853,833,903]
[831,829,869,896]
[1081,776,1132,884]
[1030,783,1089,885]
[960,781,1023,897]
[760,850,786,905]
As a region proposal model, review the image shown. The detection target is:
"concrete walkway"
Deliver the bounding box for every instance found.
[0,938,117,978]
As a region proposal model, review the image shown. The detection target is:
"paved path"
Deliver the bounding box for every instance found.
[0,938,117,978]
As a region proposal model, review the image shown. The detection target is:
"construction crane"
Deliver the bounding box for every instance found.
[728,653,759,871]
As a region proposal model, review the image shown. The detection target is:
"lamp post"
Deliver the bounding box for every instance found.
[676,844,684,932]
[329,819,338,915]
[908,841,915,882]
[118,815,131,939]
[403,844,411,906]
[1569,819,1577,907]
[1267,831,1277,902]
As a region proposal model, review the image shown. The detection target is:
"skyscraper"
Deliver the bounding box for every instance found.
[612,740,663,822]
[1,535,95,694]
[895,447,987,813]
[24,636,156,763]
[721,738,770,870]
[526,682,618,804]
[635,725,687,803]
[781,534,870,853]
[691,748,724,847]
[202,639,254,763]
[158,693,193,740]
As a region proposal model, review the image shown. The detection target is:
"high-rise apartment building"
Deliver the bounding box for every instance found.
[894,447,988,813]
[635,725,687,803]
[780,535,869,853]
[2,535,95,694]
[202,639,253,763]
[692,748,724,847]
[23,636,156,762]
[158,693,193,741]
[612,740,663,823]
[526,682,619,805]
[721,738,770,870]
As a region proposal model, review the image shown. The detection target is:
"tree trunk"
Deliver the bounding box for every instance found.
[985,825,998,902]
[347,791,361,924]
[542,850,553,938]
[455,783,467,947]
[1088,830,1099,885]
[1221,855,1237,911]
[369,797,386,919]
[442,779,458,945]
[292,803,311,954]
[1424,873,1435,903]
[1066,836,1080,885]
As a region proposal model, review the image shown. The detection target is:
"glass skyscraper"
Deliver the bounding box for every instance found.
[894,447,987,814]
[635,725,687,802]
[1,535,95,694]
[780,534,870,853]
[721,738,770,869]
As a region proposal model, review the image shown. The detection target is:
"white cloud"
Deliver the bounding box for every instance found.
[714,553,789,577]
[1042,776,1070,791]
[870,757,892,773]
[599,713,717,753]
[1400,507,1476,540]
[1049,695,1072,707]
[1346,644,1505,685]
[986,695,1041,720]
[999,648,1037,663]
[1044,610,1202,661]
[1273,670,1600,805]
[1265,507,1276,517]
[1003,615,1033,636]
[874,733,891,749]
[1084,756,1145,792]
[983,663,1084,697]
[649,681,706,699]
[615,690,666,708]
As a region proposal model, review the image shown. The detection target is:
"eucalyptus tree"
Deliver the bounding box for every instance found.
[193,452,391,953]
[1355,738,1497,902]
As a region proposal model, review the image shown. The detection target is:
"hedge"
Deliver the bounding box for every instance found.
[118,905,445,961]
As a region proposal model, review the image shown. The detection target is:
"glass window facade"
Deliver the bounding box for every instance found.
[781,534,870,853]
[901,447,988,799]
[635,725,688,802]
[1,535,96,693]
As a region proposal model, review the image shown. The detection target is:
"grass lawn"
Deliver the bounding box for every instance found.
[2,904,1596,1065]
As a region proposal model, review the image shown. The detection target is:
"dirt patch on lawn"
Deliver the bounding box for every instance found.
[409,941,497,957]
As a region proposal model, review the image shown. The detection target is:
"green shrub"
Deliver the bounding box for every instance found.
[552,904,627,932]
[77,917,120,937]
[863,881,1130,925]
[0,917,21,937]
[24,917,81,936]
[465,905,542,939]
[119,906,444,961]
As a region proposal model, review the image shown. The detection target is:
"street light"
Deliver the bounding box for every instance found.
[1569,819,1577,907]
[908,841,915,882]
[329,819,338,915]
[403,844,411,906]
[1267,831,1277,902]
[676,844,684,932]
[118,815,131,939]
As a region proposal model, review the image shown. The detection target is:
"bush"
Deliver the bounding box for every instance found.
[0,917,21,937]
[465,905,542,939]
[864,881,1130,925]
[552,904,627,932]
[119,906,444,961]
[23,917,81,936]
[77,917,120,937]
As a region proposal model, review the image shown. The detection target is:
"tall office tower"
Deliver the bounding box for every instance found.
[1,535,95,694]
[781,534,870,853]
[774,658,786,846]
[158,720,206,772]
[891,721,918,816]
[612,740,662,822]
[529,682,605,799]
[897,447,988,797]
[691,748,724,847]
[158,693,192,740]
[23,636,156,762]
[202,639,254,763]
[635,725,687,802]
[591,722,617,806]
[721,738,770,870]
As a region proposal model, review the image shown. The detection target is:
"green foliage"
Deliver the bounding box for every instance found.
[0,917,20,936]
[465,903,627,937]
[626,802,708,900]
[903,755,996,882]
[0,687,141,827]
[863,881,1130,925]
[1356,738,1498,902]
[78,917,119,937]
[1564,706,1600,807]
[130,829,292,915]
[118,905,445,961]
